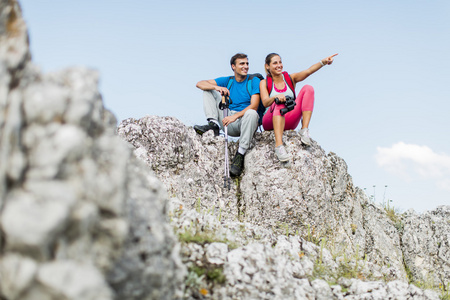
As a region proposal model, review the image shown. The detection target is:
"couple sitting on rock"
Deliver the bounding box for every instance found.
[194,52,338,177]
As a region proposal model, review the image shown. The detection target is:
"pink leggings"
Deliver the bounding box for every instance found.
[262,85,315,131]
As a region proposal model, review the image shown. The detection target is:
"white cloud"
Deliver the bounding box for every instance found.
[375,142,450,189]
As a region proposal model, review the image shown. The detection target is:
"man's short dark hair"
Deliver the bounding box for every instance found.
[230,53,248,67]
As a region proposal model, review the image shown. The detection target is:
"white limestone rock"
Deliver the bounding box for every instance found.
[0,2,185,299]
[121,114,449,299]
[0,253,38,300]
[402,206,450,287]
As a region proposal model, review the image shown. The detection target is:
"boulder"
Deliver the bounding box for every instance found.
[0,1,185,299]
[118,116,408,280]
[119,115,448,299]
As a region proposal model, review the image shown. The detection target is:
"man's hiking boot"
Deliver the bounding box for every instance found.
[230,151,245,177]
[194,121,220,136]
[299,128,311,146]
[275,145,292,162]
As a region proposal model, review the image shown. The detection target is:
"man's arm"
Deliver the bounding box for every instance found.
[222,93,260,126]
[196,79,230,96]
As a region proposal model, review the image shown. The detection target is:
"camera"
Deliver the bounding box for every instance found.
[274,95,296,115]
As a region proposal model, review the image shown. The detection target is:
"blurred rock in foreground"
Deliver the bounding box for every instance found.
[0,1,185,299]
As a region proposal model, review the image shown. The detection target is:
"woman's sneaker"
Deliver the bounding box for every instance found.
[275,145,292,162]
[299,128,311,146]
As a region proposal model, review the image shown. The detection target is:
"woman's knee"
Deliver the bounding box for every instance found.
[296,84,315,112]
[298,84,314,97]
[302,84,314,92]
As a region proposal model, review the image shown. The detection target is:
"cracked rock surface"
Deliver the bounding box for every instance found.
[119,115,448,299]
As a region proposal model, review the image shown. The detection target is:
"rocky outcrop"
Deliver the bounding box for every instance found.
[119,115,449,299]
[1,0,448,299]
[402,207,450,289]
[0,1,184,299]
[168,196,443,299]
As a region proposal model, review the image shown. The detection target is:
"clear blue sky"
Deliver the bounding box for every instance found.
[20,0,450,212]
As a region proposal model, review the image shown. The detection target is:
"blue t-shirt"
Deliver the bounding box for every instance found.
[215,75,261,112]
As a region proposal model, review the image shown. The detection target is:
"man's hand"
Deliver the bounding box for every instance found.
[222,114,239,126]
[215,86,230,96]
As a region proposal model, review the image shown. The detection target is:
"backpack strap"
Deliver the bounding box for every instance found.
[282,71,296,97]
[226,76,234,91]
[266,72,296,97]
[246,75,254,96]
[246,73,264,96]
[244,73,265,127]
[266,74,273,95]
[227,74,263,96]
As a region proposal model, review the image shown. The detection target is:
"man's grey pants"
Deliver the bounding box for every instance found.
[203,90,259,150]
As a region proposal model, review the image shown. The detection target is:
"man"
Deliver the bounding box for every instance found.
[194,53,261,177]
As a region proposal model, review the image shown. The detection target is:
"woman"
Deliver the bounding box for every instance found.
[260,53,338,162]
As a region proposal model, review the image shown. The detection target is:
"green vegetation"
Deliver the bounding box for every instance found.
[173,196,239,249]
[335,245,368,281]
[439,282,449,300]
[184,270,205,292]
[189,265,226,285]
[305,224,322,245]
[178,228,220,245]
[309,239,370,287]
[336,256,368,281]
[235,177,244,221]
[177,184,447,298]
[196,197,202,213]
[273,221,292,236]
[384,201,400,223]
[384,201,404,233]
[177,222,238,249]
[409,271,450,299]
[404,262,414,284]
[312,238,328,279]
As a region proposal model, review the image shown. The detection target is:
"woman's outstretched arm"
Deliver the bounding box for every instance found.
[291,53,338,83]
